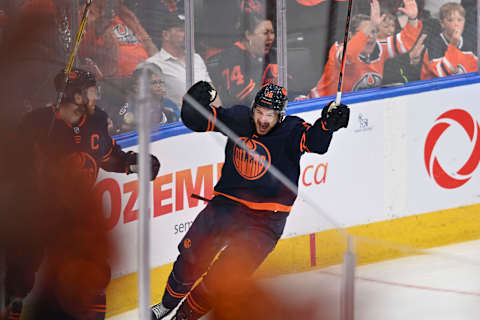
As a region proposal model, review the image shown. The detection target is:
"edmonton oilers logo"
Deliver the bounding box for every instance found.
[233,137,271,180]
[64,152,98,186]
[424,109,480,189]
[352,72,382,91]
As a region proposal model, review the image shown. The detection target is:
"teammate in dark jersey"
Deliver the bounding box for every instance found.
[17,68,160,184]
[4,68,160,320]
[151,82,349,320]
[207,12,278,107]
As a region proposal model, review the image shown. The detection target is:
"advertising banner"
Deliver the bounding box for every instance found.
[97,83,480,278]
[407,84,480,214]
[285,101,384,238]
[97,102,385,278]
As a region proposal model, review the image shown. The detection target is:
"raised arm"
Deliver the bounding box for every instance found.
[397,0,419,29]
[290,101,350,155]
[181,81,219,132]
[386,0,422,57]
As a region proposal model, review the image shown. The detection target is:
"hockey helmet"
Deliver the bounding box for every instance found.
[253,83,288,121]
[54,68,97,102]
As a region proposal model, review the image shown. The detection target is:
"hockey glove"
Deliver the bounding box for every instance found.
[182,81,217,110]
[126,151,160,181]
[320,101,350,131]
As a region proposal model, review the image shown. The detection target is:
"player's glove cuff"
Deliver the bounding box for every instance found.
[126,151,160,181]
[182,81,217,110]
[320,101,350,132]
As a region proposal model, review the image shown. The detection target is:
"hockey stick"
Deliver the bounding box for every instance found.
[335,0,354,105]
[191,193,212,202]
[48,0,93,137]
[54,0,93,111]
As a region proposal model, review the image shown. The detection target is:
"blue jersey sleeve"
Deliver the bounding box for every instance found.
[182,101,250,135]
[287,115,333,156]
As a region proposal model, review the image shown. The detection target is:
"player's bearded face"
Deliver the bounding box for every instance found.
[253,106,278,136]
[72,93,87,116]
[83,86,99,114]
[71,87,97,117]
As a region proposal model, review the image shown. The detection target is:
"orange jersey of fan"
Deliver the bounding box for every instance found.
[309,21,422,98]
[82,6,152,79]
[97,15,149,78]
[421,33,478,80]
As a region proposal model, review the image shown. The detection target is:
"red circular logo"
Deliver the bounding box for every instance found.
[424,109,480,189]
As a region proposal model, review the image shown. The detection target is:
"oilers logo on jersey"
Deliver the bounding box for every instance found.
[352,72,382,91]
[233,137,271,180]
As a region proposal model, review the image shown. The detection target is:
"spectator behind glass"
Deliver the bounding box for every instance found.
[110,63,179,134]
[1,0,74,116]
[206,12,278,107]
[357,0,425,20]
[420,2,478,80]
[287,0,349,77]
[378,10,397,40]
[196,0,268,60]
[424,0,460,19]
[306,0,422,99]
[82,0,158,79]
[80,0,158,109]
[125,0,184,50]
[145,13,218,108]
[382,33,428,85]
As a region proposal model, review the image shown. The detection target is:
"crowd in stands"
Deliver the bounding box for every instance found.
[308,0,422,98]
[305,0,478,98]
[0,0,478,133]
[108,62,180,134]
[145,13,216,108]
[206,12,278,107]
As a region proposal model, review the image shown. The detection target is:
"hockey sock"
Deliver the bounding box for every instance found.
[161,272,190,309]
[6,297,23,320]
[175,282,211,320]
[87,293,106,320]
[174,292,209,320]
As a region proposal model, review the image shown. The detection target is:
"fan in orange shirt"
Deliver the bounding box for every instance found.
[308,0,422,99]
[420,2,478,80]
[81,0,158,79]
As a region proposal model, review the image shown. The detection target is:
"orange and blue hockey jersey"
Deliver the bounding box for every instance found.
[181,103,333,213]
[309,20,423,98]
[18,106,131,185]
[421,33,478,80]
[207,42,278,107]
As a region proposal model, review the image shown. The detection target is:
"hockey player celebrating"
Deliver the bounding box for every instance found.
[4,67,160,320]
[151,82,349,320]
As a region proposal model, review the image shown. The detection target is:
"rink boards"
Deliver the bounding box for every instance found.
[97,74,480,317]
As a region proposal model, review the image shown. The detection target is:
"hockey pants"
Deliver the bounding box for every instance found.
[161,196,288,316]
